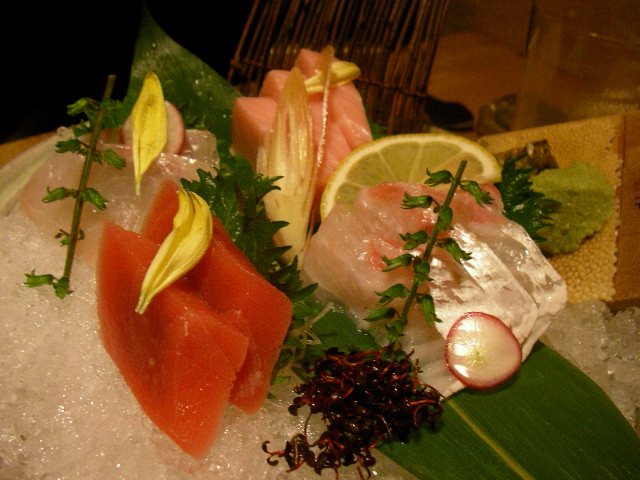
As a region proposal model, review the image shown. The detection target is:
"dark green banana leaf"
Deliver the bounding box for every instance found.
[128,6,640,479]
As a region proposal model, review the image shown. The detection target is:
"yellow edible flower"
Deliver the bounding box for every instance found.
[304,60,361,93]
[135,188,212,314]
[131,71,167,194]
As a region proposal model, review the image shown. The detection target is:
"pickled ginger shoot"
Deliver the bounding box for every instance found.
[531,161,615,255]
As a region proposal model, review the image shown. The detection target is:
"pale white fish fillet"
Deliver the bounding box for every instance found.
[445,227,540,344]
[302,205,463,395]
[462,221,568,357]
[469,221,568,318]
[351,182,541,343]
[20,130,218,268]
[180,129,218,162]
[303,181,567,397]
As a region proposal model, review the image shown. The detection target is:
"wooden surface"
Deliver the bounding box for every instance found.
[0,131,53,168]
[428,30,526,138]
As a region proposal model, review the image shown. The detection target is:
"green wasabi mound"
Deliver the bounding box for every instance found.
[532,161,615,255]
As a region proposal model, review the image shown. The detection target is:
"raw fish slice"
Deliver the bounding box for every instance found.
[97,222,249,458]
[293,48,322,77]
[258,69,289,100]
[446,227,539,343]
[351,181,502,238]
[180,129,219,164]
[294,48,372,149]
[326,84,373,150]
[353,182,564,334]
[141,182,293,414]
[303,181,568,396]
[20,142,214,268]
[230,96,277,167]
[302,205,463,394]
[468,221,568,318]
[352,182,541,342]
[353,182,539,343]
[307,100,353,205]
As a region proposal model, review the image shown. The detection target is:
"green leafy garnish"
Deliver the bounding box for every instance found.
[24,75,127,298]
[365,160,492,344]
[496,153,557,243]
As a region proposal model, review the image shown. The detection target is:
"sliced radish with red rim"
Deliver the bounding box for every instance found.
[120,100,185,154]
[445,312,522,389]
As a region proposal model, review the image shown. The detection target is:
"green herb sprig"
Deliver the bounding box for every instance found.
[497,153,558,243]
[364,161,492,345]
[24,75,127,298]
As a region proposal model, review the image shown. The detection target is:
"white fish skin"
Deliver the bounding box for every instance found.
[19,129,218,268]
[303,182,567,396]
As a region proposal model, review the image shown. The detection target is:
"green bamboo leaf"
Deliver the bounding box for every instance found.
[379,343,640,479]
[126,4,241,153]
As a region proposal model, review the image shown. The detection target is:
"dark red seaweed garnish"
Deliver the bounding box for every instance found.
[263,347,443,479]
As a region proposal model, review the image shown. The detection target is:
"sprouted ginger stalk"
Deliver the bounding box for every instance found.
[256,68,318,265]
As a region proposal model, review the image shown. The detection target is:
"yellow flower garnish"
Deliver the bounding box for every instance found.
[135,188,212,314]
[131,71,167,194]
[304,59,361,93]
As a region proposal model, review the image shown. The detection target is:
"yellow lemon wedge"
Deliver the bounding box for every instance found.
[320,133,502,219]
[135,188,212,314]
[131,71,167,194]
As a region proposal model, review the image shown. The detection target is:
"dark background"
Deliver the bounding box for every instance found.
[0,1,253,143]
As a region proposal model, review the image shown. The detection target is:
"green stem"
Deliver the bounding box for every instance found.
[397,160,468,326]
[61,74,116,282]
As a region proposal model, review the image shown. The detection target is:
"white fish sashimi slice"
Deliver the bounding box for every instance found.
[20,136,217,268]
[303,181,568,397]
[180,129,219,164]
[444,227,540,345]
[350,181,540,344]
[470,221,568,318]
[302,205,392,324]
[303,207,468,396]
[465,221,568,357]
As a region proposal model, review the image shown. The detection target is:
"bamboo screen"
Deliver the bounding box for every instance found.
[228,0,451,133]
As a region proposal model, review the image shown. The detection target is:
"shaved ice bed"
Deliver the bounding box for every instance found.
[541,301,640,431]
[0,207,414,480]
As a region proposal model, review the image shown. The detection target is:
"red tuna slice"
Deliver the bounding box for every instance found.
[96,221,250,458]
[141,182,294,414]
[230,96,277,167]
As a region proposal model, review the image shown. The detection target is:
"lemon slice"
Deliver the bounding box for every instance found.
[320,133,502,219]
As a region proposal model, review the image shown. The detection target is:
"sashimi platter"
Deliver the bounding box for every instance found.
[1,9,639,480]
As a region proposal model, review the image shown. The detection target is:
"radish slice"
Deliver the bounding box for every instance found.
[120,100,185,154]
[445,312,522,389]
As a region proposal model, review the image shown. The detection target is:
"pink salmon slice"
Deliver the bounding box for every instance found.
[230,96,277,167]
